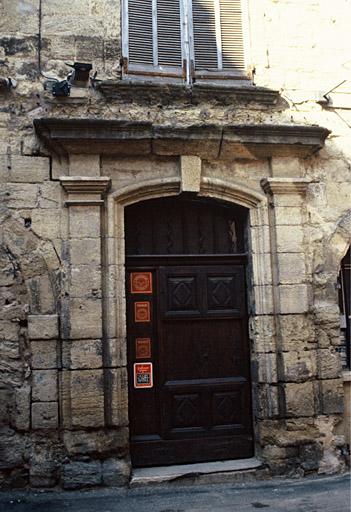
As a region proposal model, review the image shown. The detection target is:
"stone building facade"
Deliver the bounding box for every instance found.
[0,0,350,489]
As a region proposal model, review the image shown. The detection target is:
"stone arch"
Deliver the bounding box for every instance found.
[325,210,351,277]
[0,206,60,484]
[313,209,351,305]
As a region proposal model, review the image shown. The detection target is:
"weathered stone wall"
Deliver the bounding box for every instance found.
[0,0,350,489]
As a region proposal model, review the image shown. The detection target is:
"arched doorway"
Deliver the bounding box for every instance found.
[125,196,254,467]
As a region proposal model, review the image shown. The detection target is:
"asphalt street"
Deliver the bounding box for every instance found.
[0,473,349,512]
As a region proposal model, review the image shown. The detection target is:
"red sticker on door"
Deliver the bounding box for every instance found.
[135,338,151,359]
[134,301,151,323]
[131,272,153,294]
[134,362,153,388]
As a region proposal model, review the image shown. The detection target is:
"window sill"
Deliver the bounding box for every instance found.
[94,78,281,107]
[342,370,351,382]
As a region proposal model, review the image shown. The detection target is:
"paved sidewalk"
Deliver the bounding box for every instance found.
[0,473,349,512]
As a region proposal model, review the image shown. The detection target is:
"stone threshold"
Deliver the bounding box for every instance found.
[130,457,265,487]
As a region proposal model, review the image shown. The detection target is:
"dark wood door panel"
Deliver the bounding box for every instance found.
[131,433,254,467]
[127,261,253,467]
[160,265,245,318]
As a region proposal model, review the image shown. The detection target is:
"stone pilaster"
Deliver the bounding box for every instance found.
[261,177,313,407]
[59,176,111,429]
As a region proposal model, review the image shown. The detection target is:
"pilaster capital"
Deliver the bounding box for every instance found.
[260,177,311,196]
[59,176,111,206]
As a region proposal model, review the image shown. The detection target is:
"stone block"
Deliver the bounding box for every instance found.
[69,206,101,238]
[262,444,299,461]
[69,298,102,339]
[279,284,309,314]
[251,251,272,286]
[69,238,101,265]
[0,320,19,341]
[320,379,344,414]
[279,314,316,351]
[299,442,323,472]
[180,155,201,192]
[29,446,59,488]
[105,338,127,368]
[254,384,279,419]
[0,431,25,470]
[6,155,50,183]
[255,353,278,383]
[31,340,57,369]
[31,210,61,239]
[249,315,276,353]
[62,461,102,490]
[31,402,58,430]
[32,370,58,402]
[250,225,271,255]
[252,285,274,315]
[62,339,103,369]
[282,350,317,383]
[285,381,315,417]
[38,182,61,209]
[274,207,303,226]
[270,157,303,179]
[28,314,58,340]
[69,369,105,428]
[63,428,129,457]
[102,458,130,487]
[109,368,129,427]
[5,183,38,209]
[278,253,306,284]
[69,154,100,176]
[276,226,304,253]
[14,386,30,431]
[26,274,56,315]
[318,348,342,379]
[70,265,101,298]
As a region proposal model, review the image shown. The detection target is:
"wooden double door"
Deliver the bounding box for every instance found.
[126,257,253,467]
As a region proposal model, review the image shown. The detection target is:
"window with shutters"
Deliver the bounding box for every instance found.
[122,0,250,83]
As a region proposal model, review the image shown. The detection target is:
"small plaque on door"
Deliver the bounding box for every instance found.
[134,301,151,323]
[136,338,151,359]
[131,272,153,294]
[134,362,153,388]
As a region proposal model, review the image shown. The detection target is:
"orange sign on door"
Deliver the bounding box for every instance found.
[131,272,153,294]
[134,301,151,323]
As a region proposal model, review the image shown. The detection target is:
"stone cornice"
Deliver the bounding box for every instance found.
[94,80,281,107]
[261,177,312,195]
[59,176,111,194]
[34,118,330,160]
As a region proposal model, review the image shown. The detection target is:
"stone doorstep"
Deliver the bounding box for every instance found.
[130,457,265,487]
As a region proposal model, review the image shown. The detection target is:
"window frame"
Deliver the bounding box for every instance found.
[121,0,252,84]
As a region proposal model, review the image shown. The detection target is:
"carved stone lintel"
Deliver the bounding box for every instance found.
[60,176,111,195]
[261,177,311,196]
[35,118,330,160]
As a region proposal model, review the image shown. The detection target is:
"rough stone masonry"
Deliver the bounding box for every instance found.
[0,0,350,490]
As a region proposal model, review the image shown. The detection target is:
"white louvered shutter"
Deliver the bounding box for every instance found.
[192,0,245,74]
[192,0,218,70]
[220,0,245,71]
[157,0,183,67]
[127,0,183,72]
[128,0,154,65]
